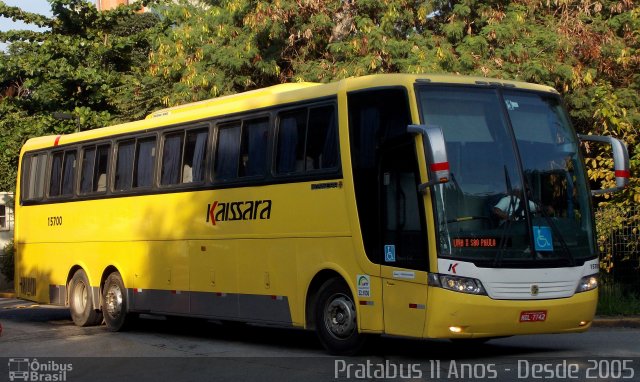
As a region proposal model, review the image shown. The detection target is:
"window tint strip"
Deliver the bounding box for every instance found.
[61,151,76,196]
[49,152,63,197]
[93,144,110,193]
[115,141,135,191]
[184,129,208,183]
[214,124,241,180]
[161,133,183,186]
[134,138,156,188]
[80,147,96,194]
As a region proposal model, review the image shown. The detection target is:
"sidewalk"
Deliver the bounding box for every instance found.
[591,315,640,328]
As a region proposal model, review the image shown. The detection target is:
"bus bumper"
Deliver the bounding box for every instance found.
[424,287,597,339]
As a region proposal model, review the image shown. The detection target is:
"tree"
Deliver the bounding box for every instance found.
[0,0,166,190]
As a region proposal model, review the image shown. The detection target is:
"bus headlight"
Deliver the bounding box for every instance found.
[576,274,598,293]
[429,273,487,295]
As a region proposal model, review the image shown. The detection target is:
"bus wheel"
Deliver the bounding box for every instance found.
[315,278,366,355]
[69,269,103,327]
[102,272,130,331]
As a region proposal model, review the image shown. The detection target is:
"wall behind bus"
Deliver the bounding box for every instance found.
[0,192,14,290]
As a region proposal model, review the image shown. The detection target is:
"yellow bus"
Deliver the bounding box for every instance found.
[15,74,629,354]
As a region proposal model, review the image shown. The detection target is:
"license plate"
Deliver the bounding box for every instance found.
[519,310,547,322]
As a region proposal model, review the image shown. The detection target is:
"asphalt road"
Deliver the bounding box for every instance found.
[1,298,639,381]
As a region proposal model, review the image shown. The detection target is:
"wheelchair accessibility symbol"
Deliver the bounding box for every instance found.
[533,226,553,252]
[384,245,396,262]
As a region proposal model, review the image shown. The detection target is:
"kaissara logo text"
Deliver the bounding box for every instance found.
[206,200,272,225]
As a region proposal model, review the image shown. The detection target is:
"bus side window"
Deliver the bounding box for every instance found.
[161,128,208,186]
[93,144,110,192]
[115,140,135,191]
[48,149,77,198]
[22,153,48,201]
[80,144,110,194]
[276,110,307,174]
[183,128,208,183]
[80,147,96,194]
[49,152,64,197]
[307,105,338,170]
[214,122,242,180]
[133,137,156,188]
[239,118,269,177]
[161,132,184,186]
[61,150,77,196]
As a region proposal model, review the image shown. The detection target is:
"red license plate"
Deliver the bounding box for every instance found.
[519,310,547,322]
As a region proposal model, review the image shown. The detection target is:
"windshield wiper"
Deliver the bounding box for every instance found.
[494,166,516,267]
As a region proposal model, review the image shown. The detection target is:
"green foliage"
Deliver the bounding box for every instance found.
[1,240,14,283]
[597,282,640,316]
[0,0,167,190]
[596,205,633,273]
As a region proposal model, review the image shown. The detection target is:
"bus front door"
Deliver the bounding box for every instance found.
[379,141,429,337]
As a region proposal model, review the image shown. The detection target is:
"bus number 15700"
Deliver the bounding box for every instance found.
[48,216,62,226]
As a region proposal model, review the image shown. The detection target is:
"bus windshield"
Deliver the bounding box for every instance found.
[417,86,595,267]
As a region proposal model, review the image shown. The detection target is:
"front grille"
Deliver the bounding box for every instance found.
[485,280,577,300]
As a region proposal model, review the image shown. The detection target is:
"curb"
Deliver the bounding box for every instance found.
[592,316,640,329]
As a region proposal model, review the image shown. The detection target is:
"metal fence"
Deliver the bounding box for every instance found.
[597,205,640,293]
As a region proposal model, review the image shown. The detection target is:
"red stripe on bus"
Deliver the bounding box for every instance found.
[615,170,630,178]
[430,162,449,172]
[54,136,61,146]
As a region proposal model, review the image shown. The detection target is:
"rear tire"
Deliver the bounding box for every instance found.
[68,269,103,327]
[315,278,367,355]
[102,271,131,331]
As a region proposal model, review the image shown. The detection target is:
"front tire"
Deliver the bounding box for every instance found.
[102,271,131,331]
[68,269,103,327]
[315,278,366,355]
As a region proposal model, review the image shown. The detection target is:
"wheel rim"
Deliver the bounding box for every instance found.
[105,282,123,318]
[72,281,88,312]
[323,293,356,339]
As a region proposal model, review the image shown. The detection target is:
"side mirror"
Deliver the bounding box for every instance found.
[408,125,450,192]
[578,134,630,195]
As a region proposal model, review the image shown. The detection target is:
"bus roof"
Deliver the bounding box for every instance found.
[20,74,557,153]
[145,82,322,119]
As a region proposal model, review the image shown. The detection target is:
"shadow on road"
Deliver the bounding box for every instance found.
[108,313,562,359]
[1,304,561,359]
